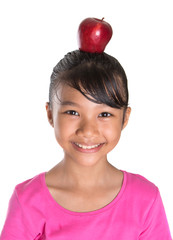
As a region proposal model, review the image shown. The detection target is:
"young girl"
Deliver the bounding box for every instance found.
[0,51,172,239]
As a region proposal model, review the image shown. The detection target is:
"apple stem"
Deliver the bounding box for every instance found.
[101,17,104,21]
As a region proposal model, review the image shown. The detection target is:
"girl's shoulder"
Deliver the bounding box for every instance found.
[124,170,159,201]
[14,172,46,202]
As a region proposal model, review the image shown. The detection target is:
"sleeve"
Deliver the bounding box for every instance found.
[139,188,172,240]
[0,189,35,240]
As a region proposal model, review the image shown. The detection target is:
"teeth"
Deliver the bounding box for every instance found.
[74,143,101,149]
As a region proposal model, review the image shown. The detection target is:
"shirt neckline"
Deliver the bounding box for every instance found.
[40,170,127,216]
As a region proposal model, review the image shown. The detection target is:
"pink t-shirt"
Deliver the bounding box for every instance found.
[0,171,172,239]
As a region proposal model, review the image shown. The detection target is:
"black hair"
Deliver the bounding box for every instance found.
[49,50,129,109]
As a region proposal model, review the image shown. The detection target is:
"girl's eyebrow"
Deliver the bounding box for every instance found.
[60,101,81,107]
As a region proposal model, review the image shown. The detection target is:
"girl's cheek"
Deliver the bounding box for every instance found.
[103,123,122,137]
[56,118,77,136]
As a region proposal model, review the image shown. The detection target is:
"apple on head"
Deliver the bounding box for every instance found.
[77,17,113,53]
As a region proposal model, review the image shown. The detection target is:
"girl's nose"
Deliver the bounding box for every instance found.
[76,119,100,138]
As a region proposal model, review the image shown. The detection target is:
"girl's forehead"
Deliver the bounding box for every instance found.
[55,84,88,101]
[53,84,123,113]
[53,84,88,106]
[59,89,96,109]
[57,84,80,99]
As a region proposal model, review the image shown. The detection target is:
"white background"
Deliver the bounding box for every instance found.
[0,0,172,235]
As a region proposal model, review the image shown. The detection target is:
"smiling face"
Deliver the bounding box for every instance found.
[46,84,131,167]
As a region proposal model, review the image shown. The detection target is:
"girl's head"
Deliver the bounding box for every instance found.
[49,50,129,111]
[46,50,131,166]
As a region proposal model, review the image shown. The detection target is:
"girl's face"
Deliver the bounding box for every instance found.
[46,84,131,167]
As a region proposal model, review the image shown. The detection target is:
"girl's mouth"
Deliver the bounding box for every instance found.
[74,142,102,149]
[71,142,105,153]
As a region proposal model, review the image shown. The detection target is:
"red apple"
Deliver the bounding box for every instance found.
[77,17,113,53]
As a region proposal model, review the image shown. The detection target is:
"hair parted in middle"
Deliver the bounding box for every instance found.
[49,50,129,110]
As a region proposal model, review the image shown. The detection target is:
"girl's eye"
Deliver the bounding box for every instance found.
[99,112,112,118]
[65,110,79,116]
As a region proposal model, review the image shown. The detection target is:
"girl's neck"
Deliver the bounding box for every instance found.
[49,159,121,191]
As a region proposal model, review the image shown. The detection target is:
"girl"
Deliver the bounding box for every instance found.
[0,50,172,239]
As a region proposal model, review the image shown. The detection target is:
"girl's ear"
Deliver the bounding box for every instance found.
[122,107,131,130]
[45,102,54,127]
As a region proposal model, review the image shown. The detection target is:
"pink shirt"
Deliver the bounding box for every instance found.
[0,171,172,239]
